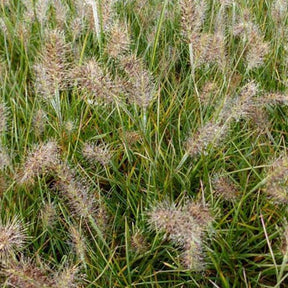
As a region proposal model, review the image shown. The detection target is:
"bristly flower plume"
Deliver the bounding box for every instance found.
[18,141,60,185]
[55,163,98,219]
[34,29,71,100]
[219,81,259,122]
[2,256,54,288]
[106,21,131,58]
[0,102,8,135]
[180,0,207,43]
[72,59,123,104]
[0,216,27,259]
[53,264,81,288]
[185,122,229,158]
[212,173,239,201]
[264,155,288,204]
[120,54,156,108]
[82,142,112,166]
[147,199,213,270]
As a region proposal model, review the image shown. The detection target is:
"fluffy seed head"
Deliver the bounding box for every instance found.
[55,163,98,219]
[147,200,213,270]
[220,81,259,122]
[70,226,86,263]
[120,54,156,108]
[34,29,71,100]
[185,122,228,157]
[271,0,288,26]
[0,217,27,259]
[193,32,227,69]
[0,102,8,134]
[106,21,130,58]
[33,109,47,137]
[265,155,288,204]
[72,59,122,104]
[246,35,269,71]
[3,256,53,288]
[53,265,80,288]
[0,146,10,170]
[212,174,239,201]
[40,202,57,229]
[82,142,112,166]
[181,240,205,270]
[130,228,149,254]
[180,0,207,43]
[19,141,60,185]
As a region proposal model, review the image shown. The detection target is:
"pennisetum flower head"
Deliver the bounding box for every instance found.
[185,122,228,158]
[120,54,156,108]
[179,0,207,43]
[264,155,288,204]
[82,142,112,166]
[2,255,54,288]
[212,173,239,201]
[18,140,60,185]
[55,162,98,219]
[0,216,27,259]
[71,59,123,104]
[106,20,131,58]
[147,199,213,270]
[34,29,71,100]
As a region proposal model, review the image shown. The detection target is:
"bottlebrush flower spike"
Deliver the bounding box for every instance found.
[265,155,288,204]
[120,54,156,108]
[55,163,98,219]
[0,216,27,259]
[147,200,213,270]
[34,29,71,100]
[18,141,60,185]
[72,59,123,104]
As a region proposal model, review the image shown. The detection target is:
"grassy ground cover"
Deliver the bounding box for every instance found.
[0,0,288,287]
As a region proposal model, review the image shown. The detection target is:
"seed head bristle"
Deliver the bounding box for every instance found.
[0,146,10,170]
[53,0,69,28]
[40,202,57,229]
[34,29,71,100]
[185,122,228,157]
[0,216,27,259]
[72,59,123,104]
[180,0,207,43]
[106,21,130,58]
[69,226,87,263]
[19,141,60,185]
[82,142,112,166]
[120,54,156,108]
[33,109,47,137]
[55,163,98,219]
[23,0,50,25]
[265,155,288,204]
[212,174,239,201]
[220,81,259,122]
[271,0,288,27]
[3,256,53,288]
[130,228,149,254]
[147,199,213,271]
[53,264,80,288]
[0,102,8,134]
